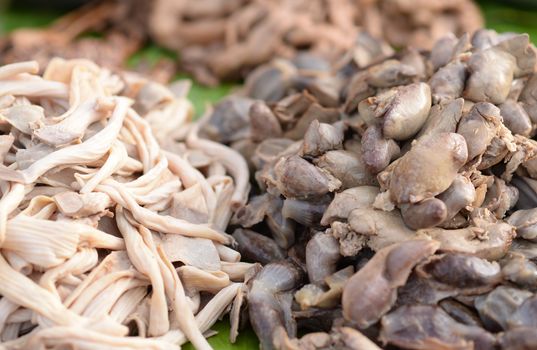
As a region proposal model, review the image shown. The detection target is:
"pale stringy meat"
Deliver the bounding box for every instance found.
[0,59,250,349]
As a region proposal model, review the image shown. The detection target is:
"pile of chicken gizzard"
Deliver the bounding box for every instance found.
[201,30,537,350]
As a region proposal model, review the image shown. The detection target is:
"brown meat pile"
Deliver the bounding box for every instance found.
[149,0,483,85]
[0,59,253,349]
[201,30,537,349]
[0,1,176,82]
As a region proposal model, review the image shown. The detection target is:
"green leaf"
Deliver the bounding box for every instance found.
[182,320,259,350]
[478,0,537,40]
[1,8,60,33]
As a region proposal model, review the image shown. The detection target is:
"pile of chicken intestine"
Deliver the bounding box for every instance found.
[0,59,251,350]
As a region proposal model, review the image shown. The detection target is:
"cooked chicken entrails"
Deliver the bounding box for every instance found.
[0,59,250,349]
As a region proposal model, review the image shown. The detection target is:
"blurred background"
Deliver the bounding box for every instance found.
[1,0,537,115]
[2,0,537,36]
